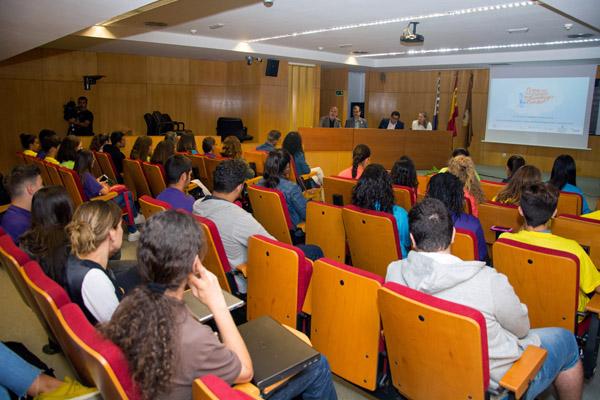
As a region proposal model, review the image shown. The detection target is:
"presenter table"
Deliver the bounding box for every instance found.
[299,127,453,170]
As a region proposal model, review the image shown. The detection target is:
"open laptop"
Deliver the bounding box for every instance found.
[183,289,244,323]
[237,316,321,393]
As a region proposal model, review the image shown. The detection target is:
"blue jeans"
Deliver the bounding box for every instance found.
[523,328,580,400]
[297,244,324,261]
[268,355,337,400]
[0,342,41,399]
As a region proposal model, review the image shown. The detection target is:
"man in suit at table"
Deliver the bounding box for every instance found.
[319,106,342,128]
[344,105,368,128]
[378,111,404,130]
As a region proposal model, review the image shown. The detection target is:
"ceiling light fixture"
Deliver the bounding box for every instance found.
[352,37,600,58]
[507,27,529,33]
[246,1,536,43]
[209,23,225,30]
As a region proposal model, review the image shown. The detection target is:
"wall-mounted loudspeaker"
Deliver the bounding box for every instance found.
[265,59,280,77]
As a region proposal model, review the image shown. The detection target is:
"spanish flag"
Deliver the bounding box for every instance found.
[447,72,459,136]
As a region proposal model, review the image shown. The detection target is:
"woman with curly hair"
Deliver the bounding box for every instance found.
[447,155,485,217]
[338,144,370,179]
[494,165,542,205]
[282,131,324,186]
[426,173,488,261]
[352,163,410,258]
[130,136,153,162]
[221,135,254,177]
[390,155,418,192]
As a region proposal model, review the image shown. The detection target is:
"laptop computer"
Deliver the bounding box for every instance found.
[183,289,244,323]
[237,316,321,392]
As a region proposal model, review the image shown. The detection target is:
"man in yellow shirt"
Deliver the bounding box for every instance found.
[500,183,600,313]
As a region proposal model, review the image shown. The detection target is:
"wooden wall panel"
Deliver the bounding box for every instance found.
[147,84,191,130]
[190,60,228,86]
[190,85,228,135]
[42,49,97,81]
[97,53,147,84]
[0,49,43,80]
[259,84,289,142]
[96,83,147,134]
[320,68,348,122]
[146,56,189,84]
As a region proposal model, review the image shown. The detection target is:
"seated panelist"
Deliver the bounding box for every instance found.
[411,112,432,130]
[344,105,368,128]
[319,106,342,128]
[378,111,404,130]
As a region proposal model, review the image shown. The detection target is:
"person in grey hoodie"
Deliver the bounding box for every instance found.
[386,198,583,400]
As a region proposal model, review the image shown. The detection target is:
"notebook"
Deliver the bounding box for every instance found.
[183,289,244,322]
[237,316,321,392]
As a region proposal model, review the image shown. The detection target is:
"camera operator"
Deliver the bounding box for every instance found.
[64,96,94,136]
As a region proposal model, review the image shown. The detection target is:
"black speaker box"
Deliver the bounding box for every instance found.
[265,59,279,77]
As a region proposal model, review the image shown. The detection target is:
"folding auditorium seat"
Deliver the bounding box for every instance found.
[305,202,345,263]
[193,215,240,294]
[247,185,295,244]
[242,150,267,176]
[193,375,259,400]
[59,303,141,399]
[246,235,312,330]
[553,214,600,267]
[557,191,583,216]
[493,238,600,378]
[58,167,117,208]
[310,258,383,390]
[45,162,64,186]
[123,158,152,199]
[451,228,479,261]
[16,151,27,164]
[478,201,524,245]
[416,174,431,200]
[480,179,506,201]
[138,195,172,219]
[94,151,120,184]
[323,176,356,206]
[91,152,103,178]
[187,154,210,187]
[378,282,547,400]
[204,157,226,193]
[287,157,321,201]
[30,156,52,186]
[342,205,401,277]
[392,184,416,210]
[141,161,167,197]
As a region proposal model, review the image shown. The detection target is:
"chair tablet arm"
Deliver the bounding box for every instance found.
[296,221,306,232]
[300,171,317,181]
[91,192,118,202]
[282,324,313,346]
[233,382,261,398]
[499,345,547,399]
[235,263,247,278]
[585,294,600,314]
[245,176,262,186]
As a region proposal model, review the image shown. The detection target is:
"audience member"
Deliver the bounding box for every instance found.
[20,186,73,287]
[426,173,487,261]
[65,200,125,324]
[386,197,583,399]
[0,342,96,399]
[202,137,217,158]
[438,148,481,180]
[352,164,410,258]
[89,133,109,152]
[103,131,126,175]
[500,182,600,313]
[378,110,404,130]
[157,155,195,212]
[411,112,432,130]
[43,135,61,165]
[282,131,324,186]
[36,129,57,160]
[129,136,152,162]
[344,105,368,128]
[503,155,526,183]
[164,131,179,147]
[256,129,281,152]
[319,106,341,128]
[19,133,39,157]
[494,165,542,205]
[447,155,484,217]
[150,140,175,166]
[56,135,82,169]
[177,132,198,154]
[221,135,254,178]
[1,165,42,243]
[338,144,370,179]
[549,154,591,214]
[390,156,419,192]
[72,96,94,136]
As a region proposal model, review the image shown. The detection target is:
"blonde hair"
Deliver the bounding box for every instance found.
[447,155,485,203]
[67,201,122,258]
[220,135,242,159]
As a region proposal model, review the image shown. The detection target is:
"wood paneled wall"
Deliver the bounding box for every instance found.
[365,68,600,178]
[320,68,348,122]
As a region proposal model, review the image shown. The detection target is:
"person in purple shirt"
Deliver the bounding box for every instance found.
[426,172,488,262]
[0,165,43,243]
[157,155,195,213]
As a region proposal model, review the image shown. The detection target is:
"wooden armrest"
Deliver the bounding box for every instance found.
[499,345,547,399]
[235,263,247,278]
[296,222,305,232]
[92,192,118,201]
[585,294,600,314]
[233,382,260,398]
[301,272,313,315]
[282,324,312,346]
[246,176,262,186]
[300,171,317,180]
[302,187,322,201]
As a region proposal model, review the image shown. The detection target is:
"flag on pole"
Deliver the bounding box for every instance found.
[432,73,441,130]
[447,72,459,136]
[463,72,474,148]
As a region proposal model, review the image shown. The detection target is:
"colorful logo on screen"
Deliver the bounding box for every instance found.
[519,87,553,106]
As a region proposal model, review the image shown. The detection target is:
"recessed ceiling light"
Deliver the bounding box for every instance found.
[209,23,225,30]
[190,29,197,34]
[567,33,594,39]
[507,27,529,33]
[144,21,168,27]
[339,44,353,48]
[351,50,369,55]
[317,46,324,51]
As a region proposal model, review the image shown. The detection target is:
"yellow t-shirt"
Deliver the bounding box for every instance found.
[500,229,600,312]
[23,149,37,157]
[582,211,600,221]
[45,156,59,165]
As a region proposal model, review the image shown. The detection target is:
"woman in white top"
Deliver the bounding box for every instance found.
[411,112,433,130]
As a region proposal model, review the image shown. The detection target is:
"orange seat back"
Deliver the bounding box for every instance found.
[342,205,401,277]
[91,153,103,178]
[480,180,506,201]
[94,151,119,183]
[193,215,234,293]
[378,282,489,400]
[187,154,210,188]
[392,185,415,210]
[16,152,27,164]
[204,157,226,193]
[451,228,479,261]
[46,162,64,186]
[31,157,52,186]
[58,167,85,207]
[247,185,293,244]
[310,259,383,390]
[478,201,523,245]
[243,151,267,176]
[123,159,151,199]
[553,214,600,267]
[493,238,579,332]
[141,162,167,197]
[557,191,582,216]
[138,195,171,219]
[323,176,356,206]
[416,174,431,196]
[305,202,345,263]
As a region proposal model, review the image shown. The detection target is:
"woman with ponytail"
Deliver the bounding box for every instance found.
[338,144,371,179]
[65,200,124,324]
